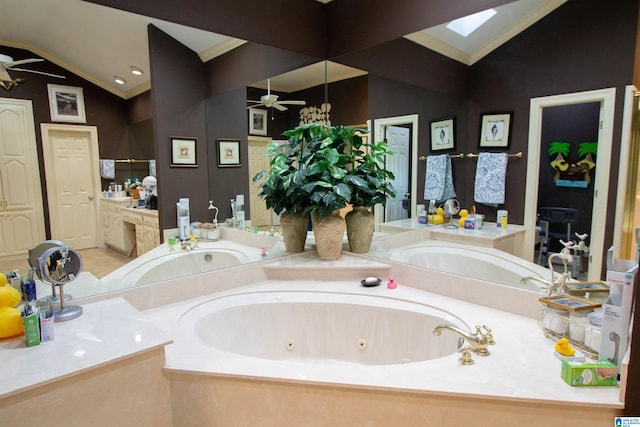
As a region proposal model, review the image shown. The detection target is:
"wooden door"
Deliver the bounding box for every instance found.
[385,125,410,221]
[248,136,272,227]
[0,98,45,258]
[41,124,101,250]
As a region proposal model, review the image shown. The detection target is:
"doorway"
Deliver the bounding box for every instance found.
[373,114,419,225]
[247,135,273,228]
[385,125,411,221]
[41,124,101,250]
[524,88,616,281]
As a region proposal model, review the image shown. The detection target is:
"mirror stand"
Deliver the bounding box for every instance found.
[29,240,84,322]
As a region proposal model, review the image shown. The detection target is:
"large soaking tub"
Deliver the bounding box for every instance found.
[389,240,554,291]
[179,288,466,365]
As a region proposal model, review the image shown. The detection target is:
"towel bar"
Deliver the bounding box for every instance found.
[466,152,522,159]
[115,159,152,164]
[419,153,464,160]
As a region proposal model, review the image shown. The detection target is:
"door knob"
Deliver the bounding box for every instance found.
[88,195,94,201]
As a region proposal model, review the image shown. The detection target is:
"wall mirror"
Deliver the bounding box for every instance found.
[1,0,632,303]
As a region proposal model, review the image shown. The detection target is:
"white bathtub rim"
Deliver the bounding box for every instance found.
[388,240,556,291]
[99,240,271,290]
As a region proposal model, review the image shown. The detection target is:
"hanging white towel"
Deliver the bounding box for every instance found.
[473,152,508,206]
[423,154,456,202]
[149,159,156,177]
[100,159,115,179]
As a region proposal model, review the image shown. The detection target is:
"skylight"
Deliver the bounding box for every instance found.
[446,8,497,37]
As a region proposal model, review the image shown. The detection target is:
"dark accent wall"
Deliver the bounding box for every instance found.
[83,0,327,58]
[148,25,208,231]
[206,88,251,221]
[291,76,369,128]
[469,0,638,237]
[335,38,469,99]
[367,75,470,207]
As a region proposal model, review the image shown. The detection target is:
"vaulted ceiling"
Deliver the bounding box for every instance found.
[0,0,565,98]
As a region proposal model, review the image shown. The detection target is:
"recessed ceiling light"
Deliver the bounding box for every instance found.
[114,75,126,85]
[446,8,497,37]
[130,66,144,76]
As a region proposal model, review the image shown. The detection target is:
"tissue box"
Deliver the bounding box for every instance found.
[561,359,618,386]
[464,217,478,230]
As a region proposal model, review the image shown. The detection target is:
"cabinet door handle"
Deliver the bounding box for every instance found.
[88,195,94,201]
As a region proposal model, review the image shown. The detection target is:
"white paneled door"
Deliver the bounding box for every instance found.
[0,98,45,259]
[385,125,410,222]
[41,124,101,250]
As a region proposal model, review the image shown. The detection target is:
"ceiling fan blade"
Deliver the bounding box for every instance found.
[9,67,66,79]
[247,103,264,109]
[8,58,44,67]
[247,100,261,103]
[273,103,288,111]
[278,100,306,105]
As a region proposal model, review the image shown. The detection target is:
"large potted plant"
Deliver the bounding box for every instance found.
[344,132,396,253]
[285,124,352,260]
[253,137,311,253]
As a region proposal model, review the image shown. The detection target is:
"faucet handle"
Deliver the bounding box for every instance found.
[458,347,474,365]
[482,325,495,345]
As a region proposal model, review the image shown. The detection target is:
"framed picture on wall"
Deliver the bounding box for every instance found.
[479,111,513,149]
[217,138,241,167]
[170,136,197,167]
[249,108,267,135]
[429,117,456,152]
[47,84,86,123]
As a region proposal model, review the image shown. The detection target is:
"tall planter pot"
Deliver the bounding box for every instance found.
[311,210,345,261]
[345,206,375,254]
[280,210,308,253]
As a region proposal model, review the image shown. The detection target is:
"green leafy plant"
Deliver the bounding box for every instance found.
[253,123,396,217]
[344,132,396,207]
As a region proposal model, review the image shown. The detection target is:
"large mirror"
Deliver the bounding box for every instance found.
[0,0,634,300]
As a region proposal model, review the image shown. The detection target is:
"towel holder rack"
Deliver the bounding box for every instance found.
[115,159,152,164]
[466,152,523,159]
[419,153,465,160]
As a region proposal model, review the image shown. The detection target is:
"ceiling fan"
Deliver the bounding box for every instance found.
[0,54,66,82]
[247,79,305,111]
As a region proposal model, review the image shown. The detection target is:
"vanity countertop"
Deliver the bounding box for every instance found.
[0,297,171,399]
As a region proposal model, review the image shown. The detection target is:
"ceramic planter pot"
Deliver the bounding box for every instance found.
[311,210,345,260]
[280,210,308,253]
[345,206,374,254]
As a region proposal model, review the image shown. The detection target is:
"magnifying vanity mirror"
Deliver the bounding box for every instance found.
[28,240,84,322]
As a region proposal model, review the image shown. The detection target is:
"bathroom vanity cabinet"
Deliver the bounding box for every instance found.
[121,207,160,256]
[101,198,159,257]
[101,198,135,255]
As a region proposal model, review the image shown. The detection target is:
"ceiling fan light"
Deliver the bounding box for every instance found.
[130,66,143,76]
[114,75,126,85]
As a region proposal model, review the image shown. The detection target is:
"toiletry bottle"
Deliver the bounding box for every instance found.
[23,269,36,302]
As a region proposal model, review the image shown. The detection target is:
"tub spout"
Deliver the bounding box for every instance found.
[432,324,490,356]
[520,276,552,289]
